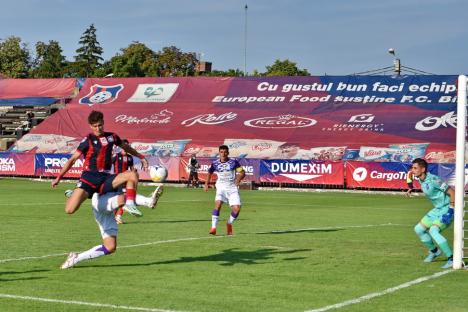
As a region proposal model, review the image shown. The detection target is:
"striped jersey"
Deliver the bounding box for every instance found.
[77,132,122,172]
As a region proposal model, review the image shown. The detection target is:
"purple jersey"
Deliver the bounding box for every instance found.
[208,158,242,187]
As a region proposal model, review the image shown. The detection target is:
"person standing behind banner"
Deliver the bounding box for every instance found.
[187,154,200,188]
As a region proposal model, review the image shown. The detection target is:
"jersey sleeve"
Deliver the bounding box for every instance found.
[113,134,122,146]
[208,163,215,174]
[234,159,244,172]
[76,136,89,154]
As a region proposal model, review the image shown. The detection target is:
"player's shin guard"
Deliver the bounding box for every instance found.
[75,244,111,264]
[211,209,220,229]
[429,226,453,257]
[227,211,239,224]
[414,224,436,250]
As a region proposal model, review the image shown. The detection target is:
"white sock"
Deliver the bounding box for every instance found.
[75,245,110,265]
[211,215,218,229]
[136,194,151,207]
[228,215,236,225]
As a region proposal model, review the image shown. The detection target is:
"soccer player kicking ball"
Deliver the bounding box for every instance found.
[51,110,148,217]
[61,187,162,269]
[204,145,245,236]
[409,158,455,269]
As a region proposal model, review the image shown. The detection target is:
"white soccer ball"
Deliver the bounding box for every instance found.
[149,165,168,182]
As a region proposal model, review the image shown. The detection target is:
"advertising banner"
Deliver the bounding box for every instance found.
[260,160,344,185]
[0,153,35,176]
[35,153,84,178]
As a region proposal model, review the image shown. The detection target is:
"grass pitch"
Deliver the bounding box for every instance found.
[0,179,467,312]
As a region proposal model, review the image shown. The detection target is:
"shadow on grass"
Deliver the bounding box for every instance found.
[123,219,211,225]
[256,229,340,235]
[0,269,50,282]
[77,247,310,269]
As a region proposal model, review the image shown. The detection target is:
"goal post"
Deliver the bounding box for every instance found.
[454,75,467,269]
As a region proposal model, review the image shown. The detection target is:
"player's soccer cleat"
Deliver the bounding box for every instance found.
[123,202,143,217]
[115,214,124,224]
[60,252,78,269]
[226,223,233,236]
[424,249,442,263]
[149,185,164,209]
[441,258,453,269]
[209,228,216,235]
[64,189,74,198]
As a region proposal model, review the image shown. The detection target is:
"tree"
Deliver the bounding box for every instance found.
[108,42,158,77]
[156,46,198,77]
[203,68,244,77]
[264,59,310,76]
[0,36,30,78]
[74,24,104,77]
[30,40,66,78]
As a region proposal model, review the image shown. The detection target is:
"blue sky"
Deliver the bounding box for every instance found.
[0,0,467,75]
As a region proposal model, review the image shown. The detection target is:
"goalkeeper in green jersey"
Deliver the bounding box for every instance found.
[408,158,455,269]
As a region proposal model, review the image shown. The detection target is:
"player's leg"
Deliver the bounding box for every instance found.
[61,196,118,269]
[210,189,225,235]
[109,171,142,217]
[194,172,199,187]
[226,190,242,235]
[415,211,442,262]
[65,188,89,214]
[428,223,453,269]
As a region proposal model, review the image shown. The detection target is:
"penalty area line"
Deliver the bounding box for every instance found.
[0,293,184,312]
[304,270,454,312]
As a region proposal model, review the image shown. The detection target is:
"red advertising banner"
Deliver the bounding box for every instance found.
[0,153,35,176]
[346,161,409,189]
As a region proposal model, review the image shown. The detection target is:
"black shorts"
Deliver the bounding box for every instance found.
[77,171,117,198]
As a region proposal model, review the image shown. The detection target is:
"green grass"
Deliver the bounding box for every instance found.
[0,178,467,312]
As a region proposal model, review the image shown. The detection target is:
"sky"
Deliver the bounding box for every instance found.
[0,0,467,75]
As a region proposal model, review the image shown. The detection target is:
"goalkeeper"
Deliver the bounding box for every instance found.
[408,158,455,269]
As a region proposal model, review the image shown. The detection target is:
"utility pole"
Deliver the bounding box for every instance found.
[244,4,248,76]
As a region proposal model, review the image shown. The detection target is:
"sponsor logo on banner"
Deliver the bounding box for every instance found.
[352,167,367,182]
[127,83,179,103]
[415,111,456,131]
[79,84,124,105]
[244,115,316,129]
[322,113,384,132]
[0,157,15,172]
[115,109,173,125]
[353,166,407,182]
[181,112,237,127]
[44,157,84,169]
[270,161,332,182]
[252,143,272,151]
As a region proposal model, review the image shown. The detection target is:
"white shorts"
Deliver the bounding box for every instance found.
[215,186,241,206]
[91,193,120,238]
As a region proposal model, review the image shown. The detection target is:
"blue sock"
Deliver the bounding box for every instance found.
[429,226,453,257]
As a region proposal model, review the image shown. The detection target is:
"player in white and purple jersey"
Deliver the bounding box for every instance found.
[204,145,245,236]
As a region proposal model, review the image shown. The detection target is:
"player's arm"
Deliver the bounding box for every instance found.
[51,150,82,188]
[447,187,455,208]
[235,167,246,187]
[120,141,148,170]
[405,170,414,197]
[204,172,212,192]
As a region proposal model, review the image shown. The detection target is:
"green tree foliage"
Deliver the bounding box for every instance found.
[156,46,198,77]
[30,40,66,78]
[108,42,158,77]
[0,36,30,78]
[203,68,244,77]
[263,59,310,76]
[74,24,104,77]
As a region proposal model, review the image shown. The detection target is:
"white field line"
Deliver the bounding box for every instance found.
[0,293,184,312]
[0,223,408,264]
[304,270,454,312]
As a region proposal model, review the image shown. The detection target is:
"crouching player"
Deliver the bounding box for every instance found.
[204,145,245,236]
[409,158,455,269]
[60,186,162,269]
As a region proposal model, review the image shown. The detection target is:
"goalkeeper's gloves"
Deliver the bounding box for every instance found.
[441,207,454,225]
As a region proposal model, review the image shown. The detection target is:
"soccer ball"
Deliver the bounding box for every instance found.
[149,165,168,182]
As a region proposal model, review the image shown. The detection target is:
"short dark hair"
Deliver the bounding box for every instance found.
[88,110,104,124]
[219,145,229,152]
[412,158,428,170]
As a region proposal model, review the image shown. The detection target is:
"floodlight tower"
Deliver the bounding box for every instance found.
[388,48,401,76]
